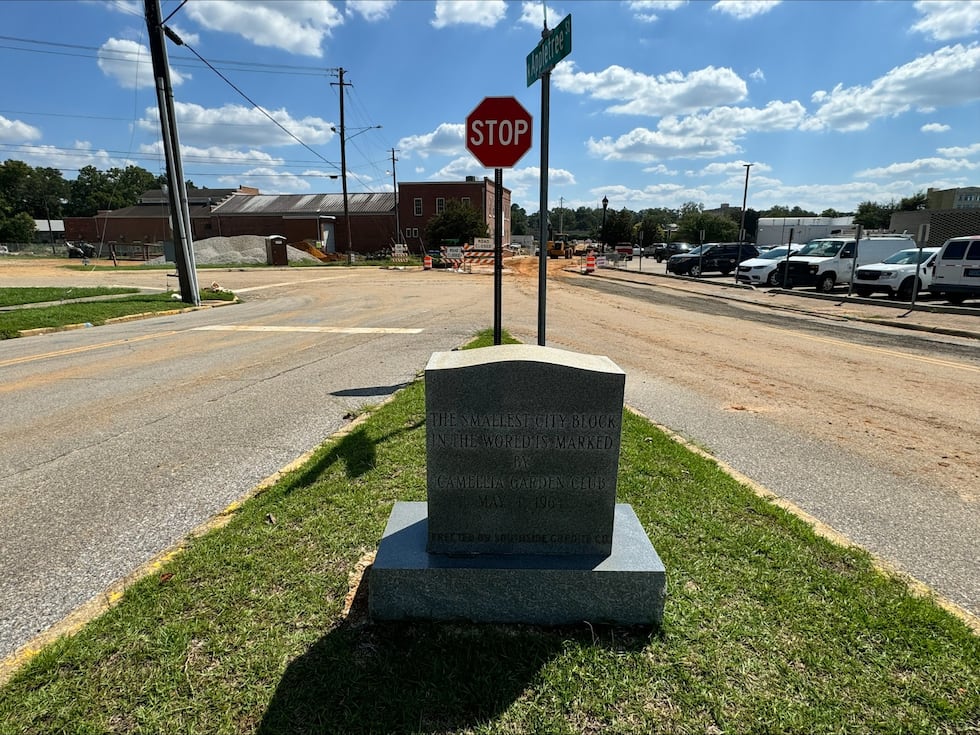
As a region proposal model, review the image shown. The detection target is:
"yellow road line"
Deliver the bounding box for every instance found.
[192,325,423,334]
[0,332,179,368]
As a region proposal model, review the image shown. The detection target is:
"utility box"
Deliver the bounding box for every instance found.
[265,235,288,266]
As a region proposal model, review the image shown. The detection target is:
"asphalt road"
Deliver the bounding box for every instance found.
[1,259,977,661]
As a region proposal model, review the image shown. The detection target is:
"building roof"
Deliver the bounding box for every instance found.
[97,203,213,219]
[33,219,65,232]
[212,192,395,216]
[140,188,243,205]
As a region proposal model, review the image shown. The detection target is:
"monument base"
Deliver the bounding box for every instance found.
[369,502,666,626]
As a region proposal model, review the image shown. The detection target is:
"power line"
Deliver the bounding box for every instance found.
[0,35,333,76]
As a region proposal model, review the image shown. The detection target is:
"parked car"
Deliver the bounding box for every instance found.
[852,247,940,300]
[654,242,692,262]
[666,242,759,277]
[770,235,914,293]
[927,234,980,304]
[735,245,800,286]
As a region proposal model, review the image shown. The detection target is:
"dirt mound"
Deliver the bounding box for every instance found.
[146,235,320,266]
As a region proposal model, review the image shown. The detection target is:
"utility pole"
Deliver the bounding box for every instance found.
[331,68,353,264]
[559,196,564,235]
[144,0,199,305]
[390,148,400,244]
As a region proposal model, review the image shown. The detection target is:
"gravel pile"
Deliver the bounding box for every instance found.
[146,235,320,265]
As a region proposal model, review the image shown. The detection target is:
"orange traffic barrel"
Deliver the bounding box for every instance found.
[585,252,596,273]
[423,254,433,270]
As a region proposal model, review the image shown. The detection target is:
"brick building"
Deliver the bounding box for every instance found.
[63,178,509,258]
[398,177,510,251]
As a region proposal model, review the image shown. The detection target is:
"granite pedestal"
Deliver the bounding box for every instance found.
[371,502,666,625]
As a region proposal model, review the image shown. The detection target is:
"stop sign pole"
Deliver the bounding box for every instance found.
[466,97,533,345]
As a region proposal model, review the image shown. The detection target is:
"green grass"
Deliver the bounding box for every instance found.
[0,286,139,307]
[0,290,233,339]
[0,330,976,734]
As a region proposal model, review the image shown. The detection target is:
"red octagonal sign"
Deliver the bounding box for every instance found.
[466,96,533,169]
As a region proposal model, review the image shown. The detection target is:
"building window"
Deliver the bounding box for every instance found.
[461,197,470,207]
[436,197,445,215]
[414,198,423,216]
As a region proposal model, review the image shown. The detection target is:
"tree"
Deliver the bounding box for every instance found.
[602,208,634,245]
[510,204,528,236]
[899,191,927,211]
[423,199,488,246]
[635,207,678,247]
[0,211,35,243]
[853,200,893,229]
[676,202,738,243]
[820,208,843,218]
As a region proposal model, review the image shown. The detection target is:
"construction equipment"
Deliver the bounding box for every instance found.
[547,234,574,259]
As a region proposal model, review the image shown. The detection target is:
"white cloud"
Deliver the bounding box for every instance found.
[138,141,285,167]
[97,38,188,89]
[432,0,507,29]
[518,1,563,28]
[553,61,748,116]
[587,100,804,164]
[397,123,465,158]
[7,142,137,175]
[626,1,688,23]
[588,126,741,162]
[219,167,314,194]
[937,143,980,157]
[138,102,335,148]
[805,43,980,132]
[185,0,344,58]
[750,68,765,82]
[911,0,980,41]
[699,161,771,177]
[0,115,42,143]
[346,0,396,22]
[921,122,950,133]
[712,0,781,20]
[855,157,979,179]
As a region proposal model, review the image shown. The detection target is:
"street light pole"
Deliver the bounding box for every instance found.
[739,163,752,242]
[736,163,752,283]
[601,196,608,252]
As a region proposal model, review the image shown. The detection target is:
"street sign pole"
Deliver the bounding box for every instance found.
[538,63,550,346]
[494,167,503,345]
[465,96,533,346]
[527,13,571,347]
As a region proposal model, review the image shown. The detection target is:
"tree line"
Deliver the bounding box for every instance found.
[0,159,170,243]
[511,191,928,245]
[0,156,928,246]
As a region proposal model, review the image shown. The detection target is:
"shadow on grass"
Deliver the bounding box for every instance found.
[281,419,425,490]
[259,606,656,735]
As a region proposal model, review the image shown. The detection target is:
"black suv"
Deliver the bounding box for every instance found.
[666,242,759,277]
[654,242,693,262]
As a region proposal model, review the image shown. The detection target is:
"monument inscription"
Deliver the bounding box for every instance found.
[425,344,626,556]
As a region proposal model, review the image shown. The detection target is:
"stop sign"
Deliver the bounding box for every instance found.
[466,96,533,168]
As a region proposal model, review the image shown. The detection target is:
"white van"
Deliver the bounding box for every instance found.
[927,235,980,305]
[852,247,940,300]
[773,235,915,293]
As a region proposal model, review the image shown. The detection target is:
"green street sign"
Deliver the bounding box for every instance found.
[526,13,572,87]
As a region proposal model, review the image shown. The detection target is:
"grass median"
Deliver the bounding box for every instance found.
[0,288,235,339]
[0,330,976,734]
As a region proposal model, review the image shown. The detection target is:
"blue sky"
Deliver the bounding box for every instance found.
[1,0,979,215]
